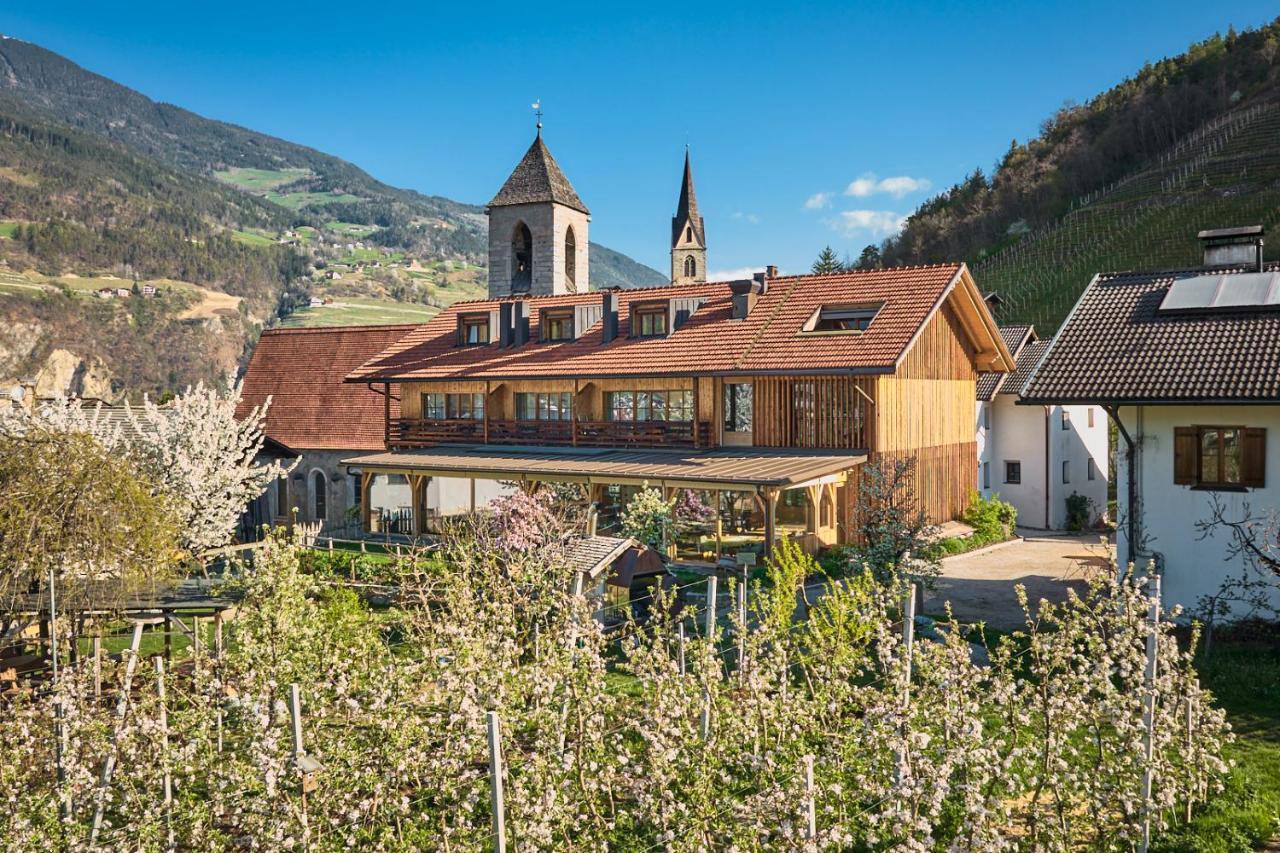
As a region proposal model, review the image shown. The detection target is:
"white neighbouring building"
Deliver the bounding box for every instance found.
[976,325,1108,530]
[1022,225,1280,616]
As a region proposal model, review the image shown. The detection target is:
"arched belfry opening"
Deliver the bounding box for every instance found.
[684,255,697,278]
[511,221,533,293]
[565,226,577,290]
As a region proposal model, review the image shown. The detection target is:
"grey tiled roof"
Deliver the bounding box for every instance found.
[976,325,1034,401]
[565,535,635,578]
[1022,262,1280,403]
[487,134,589,214]
[1002,339,1051,396]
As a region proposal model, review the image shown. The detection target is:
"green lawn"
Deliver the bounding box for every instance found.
[266,190,362,211]
[0,220,20,238]
[1154,632,1280,851]
[230,229,277,248]
[280,296,439,328]
[214,167,310,191]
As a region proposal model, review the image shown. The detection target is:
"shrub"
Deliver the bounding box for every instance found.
[961,490,1017,545]
[1065,491,1093,532]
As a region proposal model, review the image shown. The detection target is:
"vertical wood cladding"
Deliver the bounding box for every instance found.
[874,303,978,454]
[751,376,875,449]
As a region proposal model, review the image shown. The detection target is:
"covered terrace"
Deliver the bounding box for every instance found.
[343,445,866,559]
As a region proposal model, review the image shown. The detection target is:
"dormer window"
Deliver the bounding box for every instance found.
[542,308,575,342]
[804,304,880,333]
[457,313,490,346]
[633,303,668,337]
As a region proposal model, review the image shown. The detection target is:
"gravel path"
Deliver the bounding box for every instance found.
[923,532,1114,631]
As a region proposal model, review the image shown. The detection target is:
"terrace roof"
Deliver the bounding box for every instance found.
[343,445,866,492]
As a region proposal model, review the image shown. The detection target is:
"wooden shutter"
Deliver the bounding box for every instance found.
[1242,427,1267,488]
[1173,427,1197,485]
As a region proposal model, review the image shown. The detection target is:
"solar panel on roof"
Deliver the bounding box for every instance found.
[1158,272,1280,312]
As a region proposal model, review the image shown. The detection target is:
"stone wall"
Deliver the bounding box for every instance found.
[488,202,590,297]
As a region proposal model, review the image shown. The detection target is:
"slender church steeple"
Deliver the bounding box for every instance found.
[671,147,706,284]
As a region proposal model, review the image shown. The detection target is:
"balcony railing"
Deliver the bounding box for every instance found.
[388,417,713,449]
[388,417,484,447]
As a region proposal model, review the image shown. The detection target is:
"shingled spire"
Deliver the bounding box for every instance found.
[670,147,706,284]
[488,134,590,215]
[486,129,590,298]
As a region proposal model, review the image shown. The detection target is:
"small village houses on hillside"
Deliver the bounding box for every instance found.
[977,324,1108,529]
[1023,226,1280,614]
[328,130,1014,556]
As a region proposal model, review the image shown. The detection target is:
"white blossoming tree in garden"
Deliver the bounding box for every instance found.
[20,382,291,558]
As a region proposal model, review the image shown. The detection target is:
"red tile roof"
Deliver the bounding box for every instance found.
[346,264,991,382]
[237,325,417,450]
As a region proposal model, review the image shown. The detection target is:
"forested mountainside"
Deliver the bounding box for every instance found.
[872,19,1280,333]
[0,36,664,400]
[0,36,664,286]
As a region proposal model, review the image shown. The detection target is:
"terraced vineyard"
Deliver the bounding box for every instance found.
[975,99,1280,335]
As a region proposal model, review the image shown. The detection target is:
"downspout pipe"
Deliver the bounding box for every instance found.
[1103,404,1137,575]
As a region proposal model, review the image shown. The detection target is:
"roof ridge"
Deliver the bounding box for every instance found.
[261,323,423,336]
[444,281,730,309]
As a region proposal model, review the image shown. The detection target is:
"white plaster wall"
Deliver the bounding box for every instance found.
[987,395,1049,528]
[1047,405,1110,529]
[1116,404,1280,615]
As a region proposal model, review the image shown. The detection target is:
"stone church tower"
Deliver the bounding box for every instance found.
[486,127,590,298]
[670,149,706,284]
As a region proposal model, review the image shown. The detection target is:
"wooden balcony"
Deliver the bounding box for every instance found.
[388,417,713,449]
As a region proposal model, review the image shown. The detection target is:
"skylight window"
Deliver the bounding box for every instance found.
[804,304,880,333]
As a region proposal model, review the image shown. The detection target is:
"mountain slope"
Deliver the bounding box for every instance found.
[0,35,664,287]
[874,19,1280,333]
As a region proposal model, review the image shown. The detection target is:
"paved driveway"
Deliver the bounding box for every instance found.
[923,532,1114,631]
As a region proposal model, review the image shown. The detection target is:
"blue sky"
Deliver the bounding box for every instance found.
[2,2,1275,277]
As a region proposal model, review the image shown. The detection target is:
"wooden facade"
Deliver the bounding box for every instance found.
[364,272,1008,545]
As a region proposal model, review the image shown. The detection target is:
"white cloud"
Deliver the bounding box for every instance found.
[804,192,832,210]
[708,266,767,282]
[731,211,761,224]
[844,172,931,199]
[827,210,907,238]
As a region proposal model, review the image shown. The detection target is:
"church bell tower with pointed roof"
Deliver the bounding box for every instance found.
[486,126,590,298]
[670,148,706,285]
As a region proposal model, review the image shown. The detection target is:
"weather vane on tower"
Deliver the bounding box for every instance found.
[532,100,543,135]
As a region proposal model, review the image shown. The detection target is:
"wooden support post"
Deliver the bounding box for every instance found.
[155,658,174,852]
[163,614,172,663]
[90,621,145,847]
[677,622,687,676]
[704,575,718,640]
[487,711,507,853]
[715,490,723,558]
[762,488,779,562]
[1185,677,1197,824]
[1140,575,1161,853]
[92,636,102,700]
[48,569,69,828]
[484,381,492,444]
[360,471,374,532]
[803,754,817,842]
[737,566,748,682]
[288,684,317,850]
[894,584,917,788]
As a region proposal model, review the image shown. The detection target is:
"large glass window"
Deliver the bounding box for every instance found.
[422,392,484,419]
[516,391,573,421]
[723,383,752,432]
[605,389,694,422]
